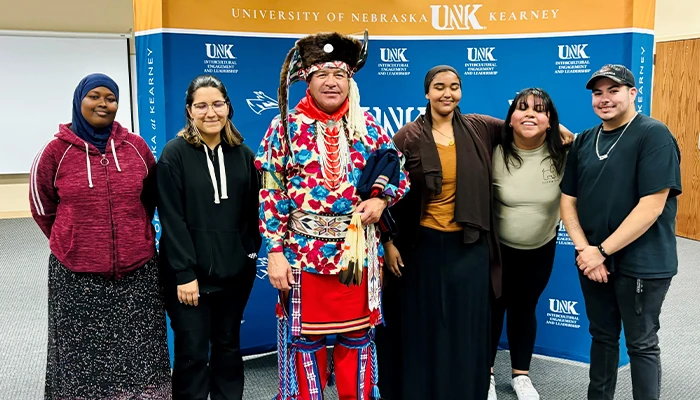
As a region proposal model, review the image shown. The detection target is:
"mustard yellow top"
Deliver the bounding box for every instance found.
[420,143,464,232]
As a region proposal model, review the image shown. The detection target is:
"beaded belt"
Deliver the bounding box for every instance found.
[288,209,352,242]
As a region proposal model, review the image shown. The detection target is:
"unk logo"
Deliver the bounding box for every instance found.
[558,44,589,60]
[256,257,269,280]
[430,4,485,31]
[467,47,496,62]
[558,220,567,232]
[363,106,426,136]
[380,48,409,63]
[556,220,574,246]
[205,43,236,59]
[549,299,580,315]
[246,91,278,115]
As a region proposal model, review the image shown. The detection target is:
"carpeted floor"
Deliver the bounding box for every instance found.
[1,217,698,399]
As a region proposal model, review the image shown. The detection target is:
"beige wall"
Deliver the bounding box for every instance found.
[654,0,700,42]
[0,175,33,218]
[0,0,133,38]
[1,0,698,217]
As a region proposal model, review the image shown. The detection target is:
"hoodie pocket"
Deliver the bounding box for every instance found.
[51,223,73,256]
[190,228,253,281]
[190,228,213,278]
[65,226,112,271]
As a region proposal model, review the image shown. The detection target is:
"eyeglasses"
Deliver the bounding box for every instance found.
[190,101,228,115]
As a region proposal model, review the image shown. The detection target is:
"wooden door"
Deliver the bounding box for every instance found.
[651,38,700,241]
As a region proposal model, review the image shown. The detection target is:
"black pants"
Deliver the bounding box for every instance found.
[166,266,256,400]
[578,269,672,400]
[490,237,556,371]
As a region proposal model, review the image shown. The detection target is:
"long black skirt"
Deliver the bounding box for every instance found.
[381,226,492,400]
[45,254,172,399]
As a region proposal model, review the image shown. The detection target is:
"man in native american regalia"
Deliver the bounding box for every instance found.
[254,30,410,400]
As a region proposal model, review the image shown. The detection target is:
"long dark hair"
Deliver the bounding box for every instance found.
[501,88,567,174]
[178,74,243,147]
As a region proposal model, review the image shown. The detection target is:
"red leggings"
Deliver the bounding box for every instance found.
[294,330,373,400]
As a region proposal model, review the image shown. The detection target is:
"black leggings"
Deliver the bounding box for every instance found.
[490,236,556,371]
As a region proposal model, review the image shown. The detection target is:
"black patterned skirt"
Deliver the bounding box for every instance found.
[45,254,172,399]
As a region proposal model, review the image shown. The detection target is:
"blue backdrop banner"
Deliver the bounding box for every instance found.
[133,0,656,366]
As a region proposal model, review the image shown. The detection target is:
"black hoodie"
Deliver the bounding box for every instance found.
[157,135,261,293]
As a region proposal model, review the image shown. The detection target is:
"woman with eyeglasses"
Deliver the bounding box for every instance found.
[157,74,262,400]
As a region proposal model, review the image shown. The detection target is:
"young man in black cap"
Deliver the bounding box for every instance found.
[559,64,681,400]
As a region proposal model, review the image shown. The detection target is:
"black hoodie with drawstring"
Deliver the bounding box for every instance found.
[156,135,261,293]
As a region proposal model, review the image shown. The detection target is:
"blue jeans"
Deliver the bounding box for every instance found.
[578,269,672,400]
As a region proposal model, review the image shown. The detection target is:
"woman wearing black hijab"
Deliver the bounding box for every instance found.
[376,66,571,400]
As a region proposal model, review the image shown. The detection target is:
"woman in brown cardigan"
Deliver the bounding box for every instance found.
[376,65,572,400]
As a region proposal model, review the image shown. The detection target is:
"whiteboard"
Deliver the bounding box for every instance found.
[0,32,132,174]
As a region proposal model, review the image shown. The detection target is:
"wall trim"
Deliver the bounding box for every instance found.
[0,211,31,219]
[656,33,700,42]
[0,29,130,39]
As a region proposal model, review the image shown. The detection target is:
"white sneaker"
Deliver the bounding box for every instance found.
[511,375,540,400]
[488,374,497,400]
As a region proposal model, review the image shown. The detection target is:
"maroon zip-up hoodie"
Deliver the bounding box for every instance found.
[29,122,157,279]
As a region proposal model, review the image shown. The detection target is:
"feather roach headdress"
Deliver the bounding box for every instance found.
[277,29,369,135]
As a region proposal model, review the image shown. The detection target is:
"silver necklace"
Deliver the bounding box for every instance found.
[595,113,637,160]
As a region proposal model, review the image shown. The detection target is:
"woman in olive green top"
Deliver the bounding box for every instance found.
[489,88,570,400]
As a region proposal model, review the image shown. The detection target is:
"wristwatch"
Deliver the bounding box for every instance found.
[597,244,609,258]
